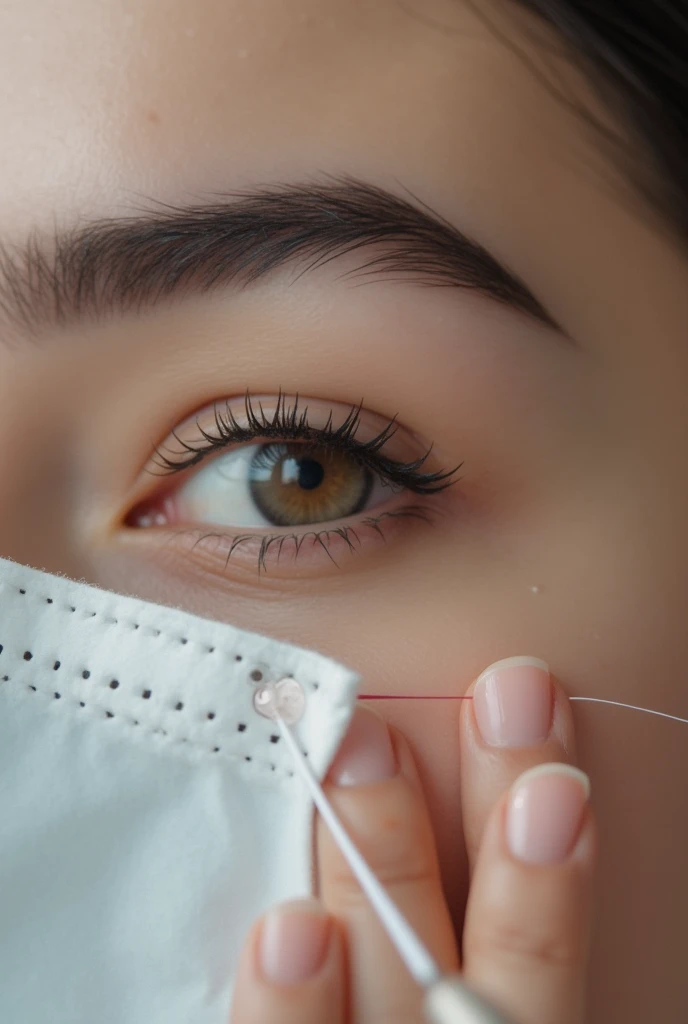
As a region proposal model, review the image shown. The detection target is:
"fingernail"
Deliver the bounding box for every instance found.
[506,763,590,865]
[330,707,396,786]
[473,656,552,747]
[259,900,331,985]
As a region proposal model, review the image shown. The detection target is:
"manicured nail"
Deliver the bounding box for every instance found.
[473,656,552,748]
[330,707,396,786]
[259,900,331,984]
[506,763,590,865]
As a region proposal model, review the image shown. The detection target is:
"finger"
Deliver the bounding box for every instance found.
[463,764,596,1024]
[318,706,459,1023]
[461,656,577,873]
[230,899,346,1024]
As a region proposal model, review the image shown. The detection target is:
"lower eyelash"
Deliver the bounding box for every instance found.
[178,504,436,574]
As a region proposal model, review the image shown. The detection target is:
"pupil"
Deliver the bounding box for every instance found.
[295,458,325,491]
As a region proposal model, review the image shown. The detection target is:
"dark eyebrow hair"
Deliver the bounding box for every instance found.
[0,177,559,335]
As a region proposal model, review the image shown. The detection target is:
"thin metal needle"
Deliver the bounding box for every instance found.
[275,713,441,988]
[276,712,517,1024]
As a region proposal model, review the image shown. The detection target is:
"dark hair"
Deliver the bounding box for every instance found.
[508,1,688,243]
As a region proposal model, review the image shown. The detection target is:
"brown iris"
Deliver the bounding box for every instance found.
[249,443,373,526]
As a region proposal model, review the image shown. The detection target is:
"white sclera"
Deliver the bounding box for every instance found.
[169,442,391,529]
[253,679,306,725]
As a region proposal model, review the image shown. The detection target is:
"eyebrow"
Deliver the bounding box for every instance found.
[0,177,559,336]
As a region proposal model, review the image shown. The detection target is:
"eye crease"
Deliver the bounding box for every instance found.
[126,392,462,573]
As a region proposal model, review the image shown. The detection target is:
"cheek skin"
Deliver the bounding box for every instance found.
[2,266,685,1024]
[73,294,686,1016]
[89,455,688,1023]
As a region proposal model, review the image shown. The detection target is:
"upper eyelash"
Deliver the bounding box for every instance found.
[151,390,462,495]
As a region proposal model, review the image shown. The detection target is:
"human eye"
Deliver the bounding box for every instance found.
[125,392,461,575]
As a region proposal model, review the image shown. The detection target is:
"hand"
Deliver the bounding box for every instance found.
[230,657,596,1024]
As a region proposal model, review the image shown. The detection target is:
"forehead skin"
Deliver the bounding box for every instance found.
[1,0,685,353]
[1,3,687,1022]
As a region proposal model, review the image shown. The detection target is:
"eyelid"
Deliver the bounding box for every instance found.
[124,502,444,578]
[149,392,462,497]
[121,393,465,576]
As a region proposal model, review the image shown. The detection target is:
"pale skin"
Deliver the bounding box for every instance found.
[231,690,596,1024]
[0,1,686,1022]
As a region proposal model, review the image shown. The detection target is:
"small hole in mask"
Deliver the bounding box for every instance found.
[237,722,247,732]
[54,692,61,699]
[175,701,184,711]
[70,606,76,613]
[0,644,3,654]
[2,675,8,682]
[312,682,320,690]
[207,712,216,720]
[270,735,280,744]
[142,689,152,699]
[46,598,53,604]
[28,684,36,691]
[213,746,220,753]
[109,680,119,689]
[82,670,90,680]
[180,638,188,645]
[244,755,252,762]
[19,588,26,595]
[235,654,243,662]
[23,651,33,661]
[79,701,85,707]
[250,669,263,682]
[106,711,114,718]
[53,661,60,671]
[207,647,215,654]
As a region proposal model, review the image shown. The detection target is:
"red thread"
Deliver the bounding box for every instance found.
[358,694,473,700]
[357,694,688,725]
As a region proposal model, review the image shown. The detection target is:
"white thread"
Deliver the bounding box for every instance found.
[570,696,688,725]
[276,713,441,989]
[359,694,688,724]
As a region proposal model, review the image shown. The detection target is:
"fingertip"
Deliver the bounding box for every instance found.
[505,763,590,866]
[257,900,333,986]
[463,766,596,1024]
[231,900,346,1024]
[461,656,577,759]
[328,706,397,787]
[474,656,551,689]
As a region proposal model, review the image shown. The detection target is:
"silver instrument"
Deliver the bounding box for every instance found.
[277,715,516,1024]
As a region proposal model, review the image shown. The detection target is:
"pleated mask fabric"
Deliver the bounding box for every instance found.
[0,557,359,1024]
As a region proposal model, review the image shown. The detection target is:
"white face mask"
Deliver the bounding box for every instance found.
[0,557,359,1024]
